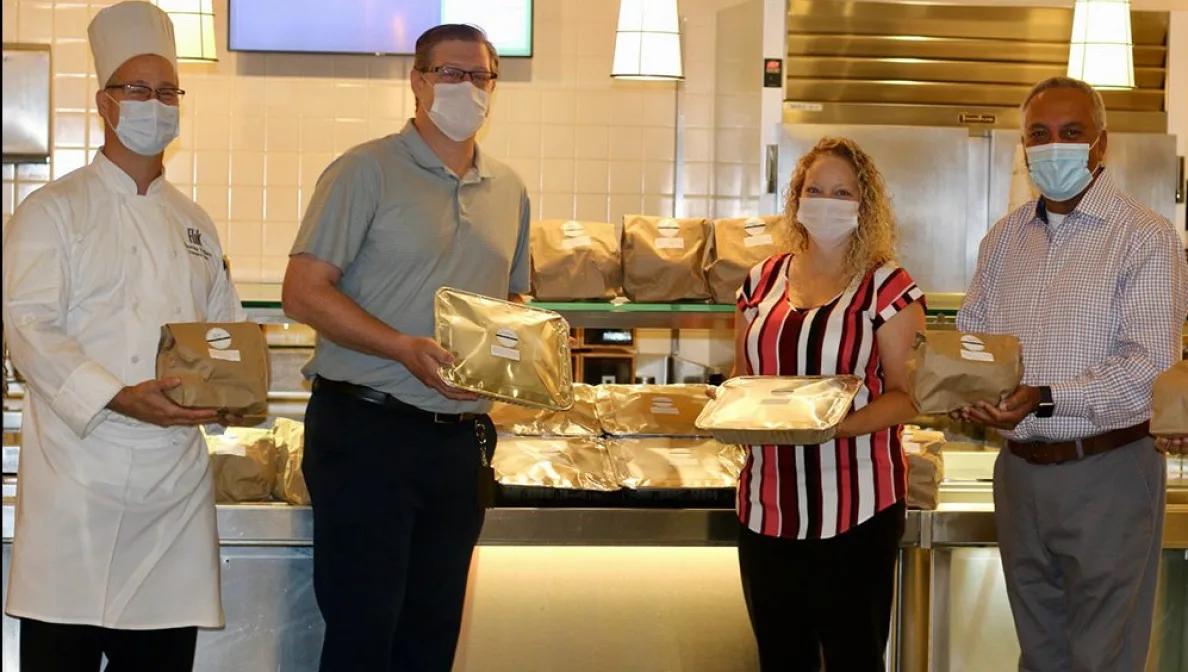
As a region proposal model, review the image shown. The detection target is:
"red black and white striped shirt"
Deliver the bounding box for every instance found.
[735,254,925,539]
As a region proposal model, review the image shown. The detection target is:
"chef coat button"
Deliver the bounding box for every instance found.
[131,355,140,364]
[131,246,138,254]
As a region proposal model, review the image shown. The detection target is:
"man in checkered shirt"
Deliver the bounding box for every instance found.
[957,77,1188,672]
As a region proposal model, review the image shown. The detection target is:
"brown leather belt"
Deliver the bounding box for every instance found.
[1007,422,1150,465]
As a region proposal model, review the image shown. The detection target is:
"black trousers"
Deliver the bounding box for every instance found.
[19,618,197,672]
[738,501,905,672]
[303,389,490,672]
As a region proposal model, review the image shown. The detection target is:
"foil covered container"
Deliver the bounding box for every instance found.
[595,384,713,436]
[492,437,619,491]
[609,437,746,489]
[489,383,600,436]
[435,287,574,411]
[695,376,862,445]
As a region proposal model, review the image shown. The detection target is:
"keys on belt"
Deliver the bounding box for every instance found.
[1007,422,1151,465]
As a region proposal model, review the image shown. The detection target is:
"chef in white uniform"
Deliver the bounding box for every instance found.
[1,3,242,669]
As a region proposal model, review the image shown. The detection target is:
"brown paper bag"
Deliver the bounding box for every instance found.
[489,383,601,436]
[270,417,310,506]
[621,215,711,302]
[903,425,945,510]
[907,331,1023,415]
[530,220,622,300]
[203,427,278,503]
[1151,361,1188,436]
[704,215,789,304]
[157,322,270,416]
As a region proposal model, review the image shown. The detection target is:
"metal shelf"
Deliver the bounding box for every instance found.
[531,302,736,330]
[238,282,966,330]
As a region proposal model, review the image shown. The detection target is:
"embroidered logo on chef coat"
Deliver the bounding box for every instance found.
[185,227,213,260]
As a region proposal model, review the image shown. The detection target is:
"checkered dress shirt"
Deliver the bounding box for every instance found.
[957,169,1188,441]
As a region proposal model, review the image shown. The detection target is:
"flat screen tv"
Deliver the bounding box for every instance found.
[228,0,533,57]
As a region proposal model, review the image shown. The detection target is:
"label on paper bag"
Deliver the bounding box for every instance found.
[209,349,242,362]
[958,335,995,362]
[561,235,593,250]
[205,327,232,350]
[654,237,686,250]
[743,234,774,248]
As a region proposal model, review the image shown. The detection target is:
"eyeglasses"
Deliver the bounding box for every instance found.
[104,83,186,105]
[419,65,498,87]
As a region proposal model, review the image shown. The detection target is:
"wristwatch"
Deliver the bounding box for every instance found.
[1035,385,1055,418]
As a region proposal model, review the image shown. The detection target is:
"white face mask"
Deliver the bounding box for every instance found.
[428,82,489,142]
[796,197,860,249]
[103,96,179,156]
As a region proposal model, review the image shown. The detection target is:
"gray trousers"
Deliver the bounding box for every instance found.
[994,437,1165,672]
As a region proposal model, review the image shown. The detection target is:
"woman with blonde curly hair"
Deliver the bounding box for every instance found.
[731,136,925,671]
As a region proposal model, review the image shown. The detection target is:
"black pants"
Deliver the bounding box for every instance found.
[738,501,905,672]
[303,389,490,672]
[19,618,197,672]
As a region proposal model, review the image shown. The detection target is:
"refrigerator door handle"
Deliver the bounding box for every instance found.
[765,144,778,194]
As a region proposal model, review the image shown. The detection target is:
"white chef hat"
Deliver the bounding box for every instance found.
[88,1,178,87]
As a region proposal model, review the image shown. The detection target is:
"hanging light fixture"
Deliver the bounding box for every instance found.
[611,0,683,80]
[1067,0,1133,89]
[153,0,218,62]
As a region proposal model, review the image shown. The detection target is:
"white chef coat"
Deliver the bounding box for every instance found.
[2,151,244,629]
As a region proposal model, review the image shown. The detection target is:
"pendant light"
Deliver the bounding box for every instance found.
[612,0,684,80]
[153,0,218,62]
[1067,0,1134,89]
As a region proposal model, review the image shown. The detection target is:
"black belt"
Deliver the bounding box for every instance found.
[312,376,477,424]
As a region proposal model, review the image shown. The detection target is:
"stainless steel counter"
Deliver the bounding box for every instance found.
[5,493,1188,672]
[6,497,1188,548]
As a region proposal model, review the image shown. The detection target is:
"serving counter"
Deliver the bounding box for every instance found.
[4,488,1188,672]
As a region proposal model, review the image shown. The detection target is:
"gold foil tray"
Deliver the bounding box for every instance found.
[608,437,747,489]
[435,287,574,411]
[492,437,619,491]
[595,384,713,436]
[696,376,861,445]
[490,383,600,436]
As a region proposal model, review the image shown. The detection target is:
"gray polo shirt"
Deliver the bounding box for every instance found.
[292,120,531,414]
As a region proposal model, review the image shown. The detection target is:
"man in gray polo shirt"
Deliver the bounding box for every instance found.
[282,24,529,672]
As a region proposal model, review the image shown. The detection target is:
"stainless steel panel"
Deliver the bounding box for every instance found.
[1,45,52,162]
[785,57,1165,89]
[784,80,1165,112]
[2,543,16,672]
[787,35,1168,68]
[1104,133,1179,221]
[784,0,1170,128]
[787,0,1168,45]
[967,133,992,284]
[779,123,975,292]
[782,101,1168,134]
[194,547,322,672]
[988,129,1023,227]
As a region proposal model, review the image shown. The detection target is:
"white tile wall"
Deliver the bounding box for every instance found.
[2,0,765,283]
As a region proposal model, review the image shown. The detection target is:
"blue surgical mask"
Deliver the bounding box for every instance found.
[1025,137,1100,202]
[103,95,179,156]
